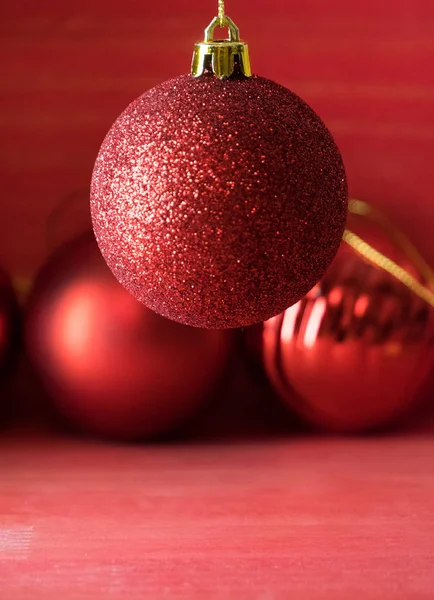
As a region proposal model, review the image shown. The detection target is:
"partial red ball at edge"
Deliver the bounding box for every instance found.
[0,268,19,384]
[91,74,347,329]
[25,233,232,440]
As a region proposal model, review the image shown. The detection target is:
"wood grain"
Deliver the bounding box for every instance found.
[0,432,434,599]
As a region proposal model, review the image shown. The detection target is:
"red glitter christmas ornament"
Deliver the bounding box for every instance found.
[25,233,231,440]
[91,3,348,329]
[259,201,434,432]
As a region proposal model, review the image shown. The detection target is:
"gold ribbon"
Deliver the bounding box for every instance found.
[344,199,434,307]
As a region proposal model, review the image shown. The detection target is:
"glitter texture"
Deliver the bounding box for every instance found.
[91,75,348,329]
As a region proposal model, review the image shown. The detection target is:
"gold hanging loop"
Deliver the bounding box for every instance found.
[205,15,240,44]
[192,4,252,79]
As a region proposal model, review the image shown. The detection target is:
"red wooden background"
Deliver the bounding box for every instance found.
[1,0,434,281]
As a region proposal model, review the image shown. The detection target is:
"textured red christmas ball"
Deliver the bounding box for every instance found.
[259,207,434,432]
[25,233,231,440]
[91,75,348,329]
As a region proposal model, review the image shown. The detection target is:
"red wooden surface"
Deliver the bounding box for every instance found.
[1,0,434,280]
[1,430,434,599]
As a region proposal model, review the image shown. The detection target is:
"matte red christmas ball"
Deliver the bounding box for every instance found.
[258,202,434,432]
[91,10,348,329]
[25,233,231,440]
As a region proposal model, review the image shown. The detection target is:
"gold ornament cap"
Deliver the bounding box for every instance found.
[192,2,251,79]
